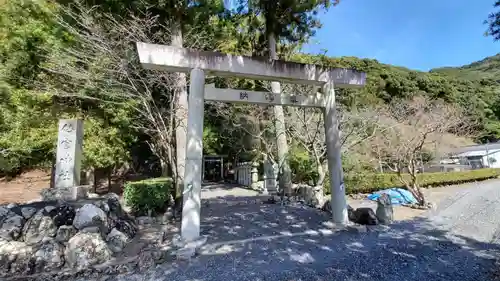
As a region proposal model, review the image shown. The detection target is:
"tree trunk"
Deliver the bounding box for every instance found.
[92,169,97,193]
[406,162,426,206]
[160,159,169,177]
[171,18,188,212]
[377,147,383,173]
[417,186,426,205]
[107,167,112,192]
[50,156,56,188]
[268,32,292,196]
[316,161,327,186]
[410,182,426,206]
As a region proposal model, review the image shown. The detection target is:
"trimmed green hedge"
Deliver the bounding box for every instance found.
[123,177,173,215]
[324,168,500,195]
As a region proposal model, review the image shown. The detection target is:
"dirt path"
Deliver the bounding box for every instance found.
[0,170,50,204]
[200,181,486,222]
[0,170,127,205]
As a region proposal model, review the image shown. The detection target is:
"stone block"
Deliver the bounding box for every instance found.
[73,204,108,232]
[33,238,65,272]
[176,246,196,260]
[347,224,367,233]
[375,193,394,225]
[23,209,58,245]
[54,119,84,193]
[40,186,88,201]
[366,224,390,233]
[106,228,130,253]
[20,207,36,220]
[65,232,112,270]
[56,225,77,243]
[0,215,25,240]
[172,234,207,260]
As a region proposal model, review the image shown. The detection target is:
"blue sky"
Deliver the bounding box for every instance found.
[303,0,499,71]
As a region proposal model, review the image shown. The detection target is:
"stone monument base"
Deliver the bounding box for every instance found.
[171,234,208,260]
[41,186,89,201]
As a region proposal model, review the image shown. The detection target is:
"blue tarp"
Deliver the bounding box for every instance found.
[367,188,417,205]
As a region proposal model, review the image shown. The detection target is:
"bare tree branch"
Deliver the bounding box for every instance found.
[39,2,214,178]
[367,95,474,205]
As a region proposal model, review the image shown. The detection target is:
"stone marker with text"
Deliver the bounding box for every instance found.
[53,119,85,200]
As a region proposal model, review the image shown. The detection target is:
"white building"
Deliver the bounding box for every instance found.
[445,143,500,169]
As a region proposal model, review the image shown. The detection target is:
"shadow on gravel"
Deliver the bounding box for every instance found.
[150,197,500,281]
[91,194,499,281]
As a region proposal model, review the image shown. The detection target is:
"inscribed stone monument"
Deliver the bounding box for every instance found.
[263,159,278,194]
[53,119,85,200]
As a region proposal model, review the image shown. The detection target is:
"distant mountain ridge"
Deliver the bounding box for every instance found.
[430,53,500,81]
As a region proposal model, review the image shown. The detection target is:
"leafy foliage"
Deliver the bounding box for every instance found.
[0,0,62,174]
[431,54,500,80]
[486,0,500,40]
[82,116,134,170]
[0,87,57,174]
[293,53,500,142]
[123,177,173,215]
[324,168,500,195]
[289,145,318,184]
[0,0,139,176]
[0,0,65,88]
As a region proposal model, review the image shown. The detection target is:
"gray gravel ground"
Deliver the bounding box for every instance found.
[85,181,500,281]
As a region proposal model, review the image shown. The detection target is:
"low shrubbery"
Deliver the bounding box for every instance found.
[123,177,173,215]
[289,150,319,185]
[323,168,500,195]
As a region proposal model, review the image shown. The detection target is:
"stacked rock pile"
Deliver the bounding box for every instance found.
[0,193,138,276]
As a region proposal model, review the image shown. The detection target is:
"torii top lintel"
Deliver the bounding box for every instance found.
[136,42,366,88]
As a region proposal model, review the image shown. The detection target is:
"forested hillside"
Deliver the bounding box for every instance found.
[1,0,499,191]
[293,52,500,143]
[430,54,500,140]
[431,54,500,80]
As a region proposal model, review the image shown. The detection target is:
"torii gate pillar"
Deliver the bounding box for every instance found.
[323,81,347,223]
[181,69,205,241]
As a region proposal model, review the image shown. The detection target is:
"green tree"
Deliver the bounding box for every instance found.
[0,0,63,88]
[0,87,57,175]
[486,0,500,40]
[0,0,135,179]
[57,0,228,206]
[231,0,340,195]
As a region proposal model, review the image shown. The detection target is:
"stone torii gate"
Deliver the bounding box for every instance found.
[135,42,366,242]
